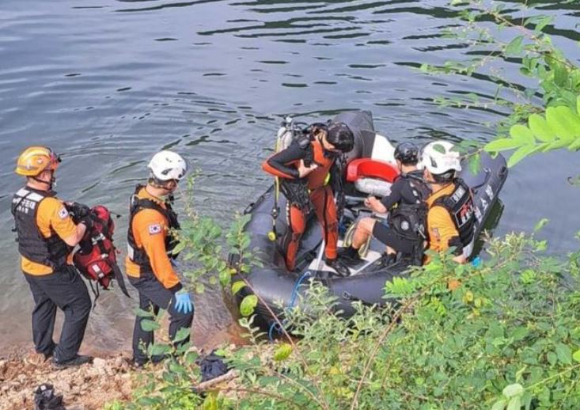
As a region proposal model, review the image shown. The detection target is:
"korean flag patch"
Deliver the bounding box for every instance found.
[148,223,162,235]
[58,207,69,219]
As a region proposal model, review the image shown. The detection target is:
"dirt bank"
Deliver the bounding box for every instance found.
[0,349,134,410]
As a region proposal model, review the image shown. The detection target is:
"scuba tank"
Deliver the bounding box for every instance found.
[267,117,291,241]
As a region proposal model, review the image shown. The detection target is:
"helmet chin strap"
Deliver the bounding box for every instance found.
[32,171,56,190]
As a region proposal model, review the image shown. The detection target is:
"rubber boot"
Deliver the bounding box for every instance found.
[326,258,351,277]
[338,246,362,265]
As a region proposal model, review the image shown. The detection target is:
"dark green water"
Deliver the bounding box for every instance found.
[1,0,579,353]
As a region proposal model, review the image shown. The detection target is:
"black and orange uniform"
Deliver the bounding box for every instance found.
[426,179,475,261]
[126,185,193,364]
[11,187,91,361]
[262,138,340,271]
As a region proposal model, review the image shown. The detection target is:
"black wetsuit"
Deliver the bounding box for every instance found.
[372,170,431,255]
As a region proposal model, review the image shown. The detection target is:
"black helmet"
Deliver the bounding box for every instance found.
[394,142,419,165]
[326,122,354,153]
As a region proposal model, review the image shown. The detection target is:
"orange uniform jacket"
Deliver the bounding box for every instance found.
[426,184,459,255]
[125,188,181,291]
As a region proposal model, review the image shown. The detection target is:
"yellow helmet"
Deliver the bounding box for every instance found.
[15,146,60,177]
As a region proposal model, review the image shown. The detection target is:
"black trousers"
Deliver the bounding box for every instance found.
[129,275,194,363]
[24,265,91,362]
[372,222,417,255]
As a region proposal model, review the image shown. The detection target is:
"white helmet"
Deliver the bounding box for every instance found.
[421,141,462,175]
[148,150,188,181]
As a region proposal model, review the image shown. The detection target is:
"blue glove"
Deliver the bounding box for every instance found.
[173,290,193,314]
[471,256,482,268]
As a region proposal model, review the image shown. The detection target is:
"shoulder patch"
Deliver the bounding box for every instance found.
[148,223,162,235]
[58,207,69,219]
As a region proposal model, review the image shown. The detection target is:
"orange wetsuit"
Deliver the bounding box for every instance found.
[262,137,339,271]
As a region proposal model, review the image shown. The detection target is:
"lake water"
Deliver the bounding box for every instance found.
[1,0,579,354]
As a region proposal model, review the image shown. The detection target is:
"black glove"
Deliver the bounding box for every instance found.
[79,215,93,232]
[65,202,91,222]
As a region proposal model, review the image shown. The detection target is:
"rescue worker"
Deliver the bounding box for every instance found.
[341,142,431,266]
[12,146,92,368]
[126,150,194,366]
[421,141,476,264]
[262,122,354,277]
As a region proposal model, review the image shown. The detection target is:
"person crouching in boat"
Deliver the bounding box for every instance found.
[340,142,431,267]
[126,150,194,367]
[262,122,354,277]
[421,141,476,265]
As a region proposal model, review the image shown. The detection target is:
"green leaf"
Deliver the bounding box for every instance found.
[140,319,160,332]
[202,394,218,410]
[219,267,231,287]
[503,383,524,398]
[547,351,558,365]
[553,63,568,87]
[577,95,580,116]
[231,280,246,295]
[546,106,580,142]
[171,241,186,255]
[492,400,507,410]
[432,142,446,154]
[545,139,572,151]
[135,308,156,318]
[507,396,522,410]
[534,218,549,233]
[505,36,524,56]
[556,343,572,365]
[273,343,293,361]
[240,295,258,317]
[535,16,553,32]
[528,114,556,142]
[507,144,537,167]
[195,283,206,294]
[568,137,580,151]
[573,349,580,363]
[173,327,191,343]
[510,124,535,144]
[484,138,523,153]
[468,153,481,175]
[148,343,171,357]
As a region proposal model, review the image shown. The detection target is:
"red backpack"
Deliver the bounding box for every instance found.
[73,205,130,299]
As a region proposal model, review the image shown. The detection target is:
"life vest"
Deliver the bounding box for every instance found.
[127,185,180,272]
[387,172,431,241]
[72,205,130,298]
[11,187,70,269]
[433,178,476,248]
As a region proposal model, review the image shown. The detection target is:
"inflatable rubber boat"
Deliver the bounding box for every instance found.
[235,111,508,330]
